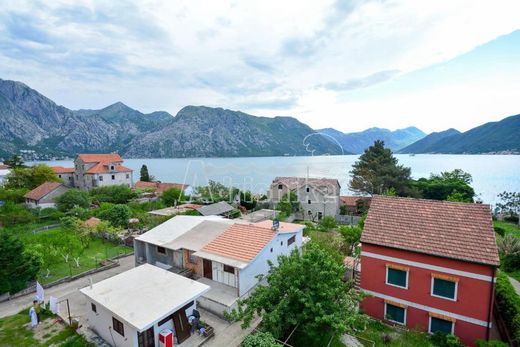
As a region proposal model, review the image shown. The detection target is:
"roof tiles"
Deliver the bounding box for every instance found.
[24,182,63,201]
[361,196,500,266]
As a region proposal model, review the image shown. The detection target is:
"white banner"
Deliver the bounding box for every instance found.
[49,296,58,314]
[36,282,44,302]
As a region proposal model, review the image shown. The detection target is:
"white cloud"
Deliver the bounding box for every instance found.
[0,0,519,131]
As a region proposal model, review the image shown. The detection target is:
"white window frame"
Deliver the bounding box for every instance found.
[384,302,406,325]
[385,267,409,289]
[428,316,454,334]
[431,276,458,301]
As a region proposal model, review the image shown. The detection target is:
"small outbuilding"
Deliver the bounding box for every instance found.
[80,263,210,346]
[24,181,69,208]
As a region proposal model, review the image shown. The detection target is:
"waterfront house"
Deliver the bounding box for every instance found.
[359,196,499,346]
[73,153,133,190]
[80,264,210,346]
[24,181,69,208]
[268,176,340,221]
[134,215,304,316]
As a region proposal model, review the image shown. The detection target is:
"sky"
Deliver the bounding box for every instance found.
[1,0,520,133]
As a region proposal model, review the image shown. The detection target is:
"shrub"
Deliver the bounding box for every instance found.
[161,188,187,207]
[55,189,91,211]
[0,201,36,227]
[494,226,506,237]
[97,204,131,227]
[242,332,282,347]
[495,271,520,346]
[430,332,464,347]
[475,339,509,347]
[0,188,29,203]
[505,215,520,224]
[90,185,137,204]
[318,216,337,231]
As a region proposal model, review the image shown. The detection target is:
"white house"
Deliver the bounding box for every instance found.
[80,264,210,347]
[0,164,10,185]
[73,153,133,190]
[24,181,69,208]
[133,216,304,316]
[51,166,75,187]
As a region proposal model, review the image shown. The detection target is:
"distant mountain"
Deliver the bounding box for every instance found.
[0,78,342,159]
[400,115,520,154]
[398,128,461,153]
[124,106,344,157]
[318,126,426,153]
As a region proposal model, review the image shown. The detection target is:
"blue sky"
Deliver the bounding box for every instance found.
[1,0,519,133]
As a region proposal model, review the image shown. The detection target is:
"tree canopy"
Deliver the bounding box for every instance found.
[349,140,413,196]
[0,231,41,295]
[227,243,365,345]
[497,191,520,219]
[412,169,475,202]
[275,192,300,217]
[140,165,150,182]
[90,185,137,204]
[161,187,187,206]
[3,155,25,168]
[97,204,131,227]
[55,189,91,211]
[4,164,60,189]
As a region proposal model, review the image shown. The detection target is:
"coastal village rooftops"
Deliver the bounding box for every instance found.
[361,195,500,266]
[135,215,224,246]
[24,181,63,201]
[272,176,340,189]
[80,264,210,331]
[78,153,123,163]
[85,163,132,174]
[196,224,277,268]
[51,166,75,174]
[340,196,371,206]
[163,220,236,251]
[254,220,304,233]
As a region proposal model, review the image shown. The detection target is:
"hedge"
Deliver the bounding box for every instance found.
[495,271,520,346]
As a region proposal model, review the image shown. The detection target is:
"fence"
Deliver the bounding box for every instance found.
[31,223,61,234]
[336,215,361,225]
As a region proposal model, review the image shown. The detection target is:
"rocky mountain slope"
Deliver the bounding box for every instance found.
[398,128,461,153]
[0,79,342,159]
[400,115,520,154]
[318,126,426,153]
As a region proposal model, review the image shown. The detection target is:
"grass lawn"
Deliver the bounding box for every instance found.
[0,308,94,347]
[355,320,433,347]
[495,220,520,237]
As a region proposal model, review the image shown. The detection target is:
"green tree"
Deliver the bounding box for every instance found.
[55,189,91,211]
[318,215,337,231]
[97,204,131,227]
[61,216,94,247]
[239,191,257,210]
[3,155,25,168]
[496,191,520,221]
[242,332,282,347]
[0,231,41,295]
[140,165,150,182]
[339,225,362,255]
[275,192,300,216]
[0,188,29,203]
[349,140,414,196]
[412,169,475,202]
[0,201,36,227]
[161,187,187,207]
[90,185,137,204]
[227,243,365,346]
[196,180,236,202]
[5,164,60,189]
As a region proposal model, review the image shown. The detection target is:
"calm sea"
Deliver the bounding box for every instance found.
[34,154,520,206]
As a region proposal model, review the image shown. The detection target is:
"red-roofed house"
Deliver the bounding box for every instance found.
[24,181,69,208]
[359,196,499,346]
[134,181,193,196]
[74,153,133,190]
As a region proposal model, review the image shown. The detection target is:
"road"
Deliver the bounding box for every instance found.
[0,255,135,319]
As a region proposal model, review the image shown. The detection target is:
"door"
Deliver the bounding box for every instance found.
[173,250,183,268]
[203,259,213,280]
[172,309,191,343]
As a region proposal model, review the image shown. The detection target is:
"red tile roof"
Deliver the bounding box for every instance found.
[272,176,340,190]
[134,181,189,193]
[51,166,75,174]
[254,220,303,232]
[340,196,371,206]
[0,164,10,170]
[78,153,123,163]
[201,224,277,262]
[84,217,101,228]
[361,196,500,266]
[86,163,132,174]
[24,182,63,201]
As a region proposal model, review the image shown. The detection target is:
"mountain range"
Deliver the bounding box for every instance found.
[0,78,518,159]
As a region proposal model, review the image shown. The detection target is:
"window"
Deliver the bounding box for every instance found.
[99,176,103,181]
[91,303,97,313]
[157,246,166,254]
[138,326,154,347]
[429,316,454,334]
[306,187,310,192]
[386,266,408,289]
[126,174,130,179]
[68,176,72,181]
[384,303,406,325]
[288,235,296,246]
[110,165,115,170]
[431,276,458,300]
[111,174,115,180]
[270,248,273,253]
[223,265,234,274]
[112,317,124,336]
[308,200,311,204]
[58,174,62,178]
[188,250,197,264]
[278,184,283,189]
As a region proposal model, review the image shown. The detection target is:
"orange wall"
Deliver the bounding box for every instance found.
[183,249,202,276]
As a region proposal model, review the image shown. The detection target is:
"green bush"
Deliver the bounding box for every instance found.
[90,185,137,204]
[318,215,337,231]
[505,215,520,224]
[494,226,506,237]
[503,254,520,272]
[475,339,509,347]
[242,332,282,347]
[0,188,29,203]
[55,189,91,211]
[430,332,464,347]
[495,271,520,346]
[0,201,36,227]
[97,204,131,227]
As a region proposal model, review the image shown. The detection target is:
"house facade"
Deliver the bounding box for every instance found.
[73,153,133,190]
[24,181,69,208]
[0,164,10,185]
[268,176,340,221]
[51,166,75,187]
[359,196,500,346]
